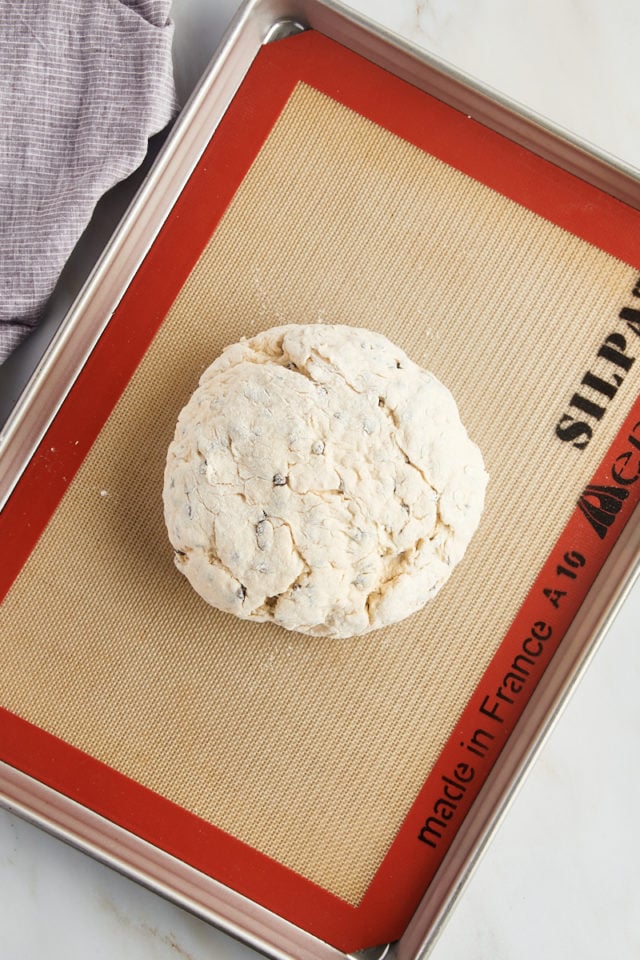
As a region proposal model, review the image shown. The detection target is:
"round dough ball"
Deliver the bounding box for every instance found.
[163,324,488,638]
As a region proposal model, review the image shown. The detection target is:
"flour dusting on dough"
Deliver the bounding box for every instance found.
[163,324,488,638]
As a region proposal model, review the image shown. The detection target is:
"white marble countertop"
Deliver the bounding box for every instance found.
[1,1,639,958]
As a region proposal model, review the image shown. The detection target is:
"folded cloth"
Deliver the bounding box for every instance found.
[0,0,177,362]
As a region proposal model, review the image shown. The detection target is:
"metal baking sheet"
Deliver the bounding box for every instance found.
[1,1,639,958]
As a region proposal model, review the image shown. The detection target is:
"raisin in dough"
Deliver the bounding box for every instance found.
[163,324,488,638]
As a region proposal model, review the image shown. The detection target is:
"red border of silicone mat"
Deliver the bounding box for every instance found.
[1,31,640,951]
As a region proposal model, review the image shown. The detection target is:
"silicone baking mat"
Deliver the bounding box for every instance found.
[2,30,640,952]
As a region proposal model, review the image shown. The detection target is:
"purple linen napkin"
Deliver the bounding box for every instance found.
[0,0,177,362]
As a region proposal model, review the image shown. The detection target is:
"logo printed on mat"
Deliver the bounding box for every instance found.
[577,417,640,538]
[555,275,640,449]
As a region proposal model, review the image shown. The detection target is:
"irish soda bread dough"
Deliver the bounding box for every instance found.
[163,324,488,638]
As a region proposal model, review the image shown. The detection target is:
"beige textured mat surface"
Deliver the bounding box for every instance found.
[2,83,638,905]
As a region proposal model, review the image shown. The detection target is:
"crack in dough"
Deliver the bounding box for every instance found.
[163,324,488,638]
